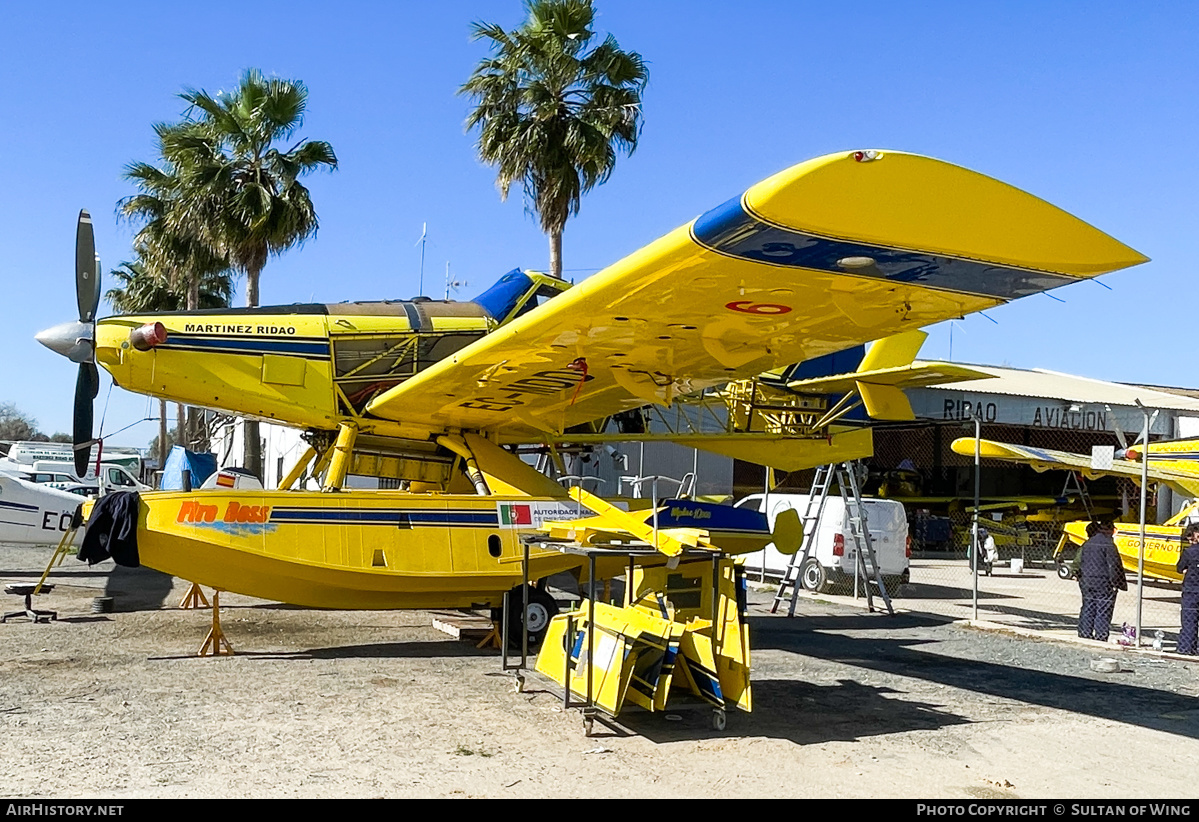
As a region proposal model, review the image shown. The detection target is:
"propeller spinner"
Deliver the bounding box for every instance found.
[35,210,102,477]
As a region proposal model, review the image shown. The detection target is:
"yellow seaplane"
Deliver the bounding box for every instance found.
[38,150,1145,631]
[951,437,1199,582]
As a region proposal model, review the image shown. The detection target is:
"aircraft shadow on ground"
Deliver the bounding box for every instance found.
[954,601,1185,646]
[3,563,176,612]
[4,562,177,611]
[4,567,113,581]
[604,677,969,744]
[104,565,175,611]
[159,640,499,662]
[749,613,1199,741]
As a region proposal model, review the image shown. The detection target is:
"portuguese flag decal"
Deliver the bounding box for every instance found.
[499,503,533,526]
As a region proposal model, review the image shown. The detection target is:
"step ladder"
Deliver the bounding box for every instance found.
[1061,471,1094,519]
[771,461,894,617]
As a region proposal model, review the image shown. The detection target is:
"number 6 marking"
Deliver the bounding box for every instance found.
[725,300,792,315]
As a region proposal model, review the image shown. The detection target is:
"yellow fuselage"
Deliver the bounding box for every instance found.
[95,302,492,439]
[97,489,772,609]
[116,489,589,609]
[1062,521,1183,582]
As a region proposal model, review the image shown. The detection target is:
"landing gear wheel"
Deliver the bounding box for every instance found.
[712,709,727,731]
[1056,561,1073,580]
[800,559,829,593]
[496,585,560,649]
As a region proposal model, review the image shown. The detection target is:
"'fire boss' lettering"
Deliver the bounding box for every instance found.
[177,501,271,524]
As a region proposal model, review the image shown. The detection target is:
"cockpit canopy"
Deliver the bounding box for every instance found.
[472,269,572,326]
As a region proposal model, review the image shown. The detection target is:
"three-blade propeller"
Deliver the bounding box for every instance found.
[35,210,101,477]
[71,210,100,477]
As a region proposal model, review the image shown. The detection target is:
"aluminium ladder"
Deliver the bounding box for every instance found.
[770,461,894,617]
[1061,471,1094,520]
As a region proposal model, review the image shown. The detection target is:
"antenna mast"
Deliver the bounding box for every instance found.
[416,223,427,296]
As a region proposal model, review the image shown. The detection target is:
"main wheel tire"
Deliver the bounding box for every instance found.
[498,585,559,648]
[800,559,829,593]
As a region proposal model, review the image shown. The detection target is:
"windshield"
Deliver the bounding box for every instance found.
[472,269,532,321]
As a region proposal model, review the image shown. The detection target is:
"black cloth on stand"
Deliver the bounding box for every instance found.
[78,491,141,567]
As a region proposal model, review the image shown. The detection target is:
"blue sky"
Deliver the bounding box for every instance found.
[1,1,1195,446]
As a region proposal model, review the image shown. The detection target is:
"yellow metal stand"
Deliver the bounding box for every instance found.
[178,582,210,609]
[198,590,234,657]
[35,523,80,594]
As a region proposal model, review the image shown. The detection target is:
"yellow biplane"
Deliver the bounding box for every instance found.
[951,437,1199,582]
[39,150,1145,625]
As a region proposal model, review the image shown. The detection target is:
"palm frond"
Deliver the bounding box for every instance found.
[460,0,646,276]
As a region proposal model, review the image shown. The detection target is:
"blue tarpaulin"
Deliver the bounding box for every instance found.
[159,446,217,491]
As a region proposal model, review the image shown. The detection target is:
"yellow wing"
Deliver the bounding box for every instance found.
[951,438,1199,497]
[365,150,1146,440]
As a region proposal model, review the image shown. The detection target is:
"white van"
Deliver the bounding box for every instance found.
[30,460,149,494]
[735,493,911,596]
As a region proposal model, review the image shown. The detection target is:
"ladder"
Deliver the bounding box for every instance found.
[770,461,894,617]
[1061,472,1094,519]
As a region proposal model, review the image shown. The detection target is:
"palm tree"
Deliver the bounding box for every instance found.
[119,134,236,453]
[106,258,234,314]
[160,69,338,478]
[119,132,234,312]
[105,258,234,466]
[460,0,648,278]
[175,69,338,307]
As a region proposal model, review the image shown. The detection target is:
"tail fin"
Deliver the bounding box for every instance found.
[857,329,927,372]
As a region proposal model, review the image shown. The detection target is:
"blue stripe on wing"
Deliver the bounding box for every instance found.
[692,196,1077,300]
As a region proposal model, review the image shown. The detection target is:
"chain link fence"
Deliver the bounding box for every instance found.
[734,422,1187,651]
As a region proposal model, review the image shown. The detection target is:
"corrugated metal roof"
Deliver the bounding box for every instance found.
[913,362,1199,413]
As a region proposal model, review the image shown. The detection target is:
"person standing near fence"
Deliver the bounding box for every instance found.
[1076,520,1127,642]
[1175,523,1199,655]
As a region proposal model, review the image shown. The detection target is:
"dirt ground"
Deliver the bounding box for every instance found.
[3,543,1199,799]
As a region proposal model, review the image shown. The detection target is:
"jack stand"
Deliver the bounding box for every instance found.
[198,590,234,657]
[476,623,502,650]
[179,582,210,610]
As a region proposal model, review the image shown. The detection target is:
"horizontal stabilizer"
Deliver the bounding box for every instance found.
[671,427,874,472]
[787,361,994,395]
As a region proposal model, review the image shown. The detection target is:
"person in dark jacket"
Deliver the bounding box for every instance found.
[1076,520,1127,642]
[1176,522,1199,655]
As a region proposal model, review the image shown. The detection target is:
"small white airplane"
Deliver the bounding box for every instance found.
[0,470,87,546]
